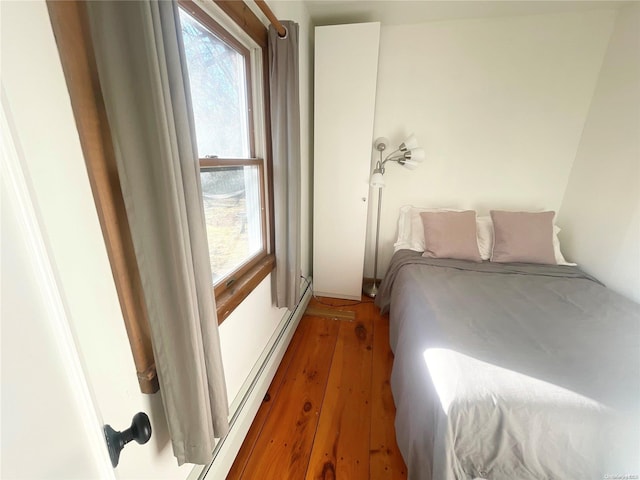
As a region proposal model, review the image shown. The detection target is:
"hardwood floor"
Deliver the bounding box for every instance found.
[227,296,407,479]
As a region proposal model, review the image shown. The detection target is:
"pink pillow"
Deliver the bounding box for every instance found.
[490,210,556,264]
[420,211,482,262]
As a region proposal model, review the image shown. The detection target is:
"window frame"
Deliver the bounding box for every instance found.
[47,0,276,396]
[179,0,275,323]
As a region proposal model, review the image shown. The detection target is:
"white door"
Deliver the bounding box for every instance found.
[1,2,194,478]
[1,116,115,479]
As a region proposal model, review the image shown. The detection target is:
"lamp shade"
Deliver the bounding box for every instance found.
[408,147,425,162]
[399,133,419,151]
[402,159,420,170]
[370,171,385,188]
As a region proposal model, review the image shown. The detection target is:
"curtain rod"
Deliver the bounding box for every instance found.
[253,0,286,37]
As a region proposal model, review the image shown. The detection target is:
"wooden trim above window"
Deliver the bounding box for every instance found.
[213,0,268,49]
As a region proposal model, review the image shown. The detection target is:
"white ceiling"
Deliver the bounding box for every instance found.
[303,0,632,26]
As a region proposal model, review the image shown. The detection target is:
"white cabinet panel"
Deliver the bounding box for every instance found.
[313,23,380,300]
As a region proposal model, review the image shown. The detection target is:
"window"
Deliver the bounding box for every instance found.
[48,0,274,395]
[178,2,274,321]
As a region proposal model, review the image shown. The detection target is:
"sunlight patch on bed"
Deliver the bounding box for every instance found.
[423,348,607,416]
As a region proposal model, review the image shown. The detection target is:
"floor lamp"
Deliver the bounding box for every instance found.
[363,134,425,298]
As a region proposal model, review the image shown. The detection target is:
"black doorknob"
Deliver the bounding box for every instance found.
[103,412,152,467]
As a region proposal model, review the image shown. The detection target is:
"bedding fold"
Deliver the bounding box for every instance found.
[375,250,601,315]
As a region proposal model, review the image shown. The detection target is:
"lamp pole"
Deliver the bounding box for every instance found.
[364,185,383,298]
[363,140,387,298]
[363,134,423,298]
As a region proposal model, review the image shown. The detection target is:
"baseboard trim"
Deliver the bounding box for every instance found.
[198,279,312,480]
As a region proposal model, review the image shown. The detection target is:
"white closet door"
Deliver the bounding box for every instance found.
[313,23,380,300]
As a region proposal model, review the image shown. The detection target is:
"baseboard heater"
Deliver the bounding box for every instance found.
[194,278,312,480]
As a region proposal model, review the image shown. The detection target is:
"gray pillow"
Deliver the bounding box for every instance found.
[420,210,482,263]
[490,210,556,264]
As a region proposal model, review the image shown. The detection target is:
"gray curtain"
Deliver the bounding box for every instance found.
[269,22,301,310]
[86,1,229,465]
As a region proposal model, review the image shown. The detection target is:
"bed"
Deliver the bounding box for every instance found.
[375,249,640,480]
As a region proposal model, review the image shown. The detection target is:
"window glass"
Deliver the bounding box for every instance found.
[179,3,269,300]
[200,166,263,284]
[179,9,250,158]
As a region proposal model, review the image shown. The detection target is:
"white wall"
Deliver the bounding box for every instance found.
[364,9,617,277]
[558,4,640,303]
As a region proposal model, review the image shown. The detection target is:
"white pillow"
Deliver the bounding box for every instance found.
[476,216,493,260]
[394,206,576,266]
[394,205,464,252]
[552,225,575,266]
[393,205,415,251]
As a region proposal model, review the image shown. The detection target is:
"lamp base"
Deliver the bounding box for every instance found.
[363,280,378,298]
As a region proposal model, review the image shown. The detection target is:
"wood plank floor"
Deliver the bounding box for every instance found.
[227,296,407,480]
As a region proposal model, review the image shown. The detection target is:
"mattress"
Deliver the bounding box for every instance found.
[375,250,640,480]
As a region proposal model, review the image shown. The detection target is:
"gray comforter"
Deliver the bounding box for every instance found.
[375,250,640,480]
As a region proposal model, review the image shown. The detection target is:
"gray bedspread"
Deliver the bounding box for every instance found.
[375,250,640,480]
